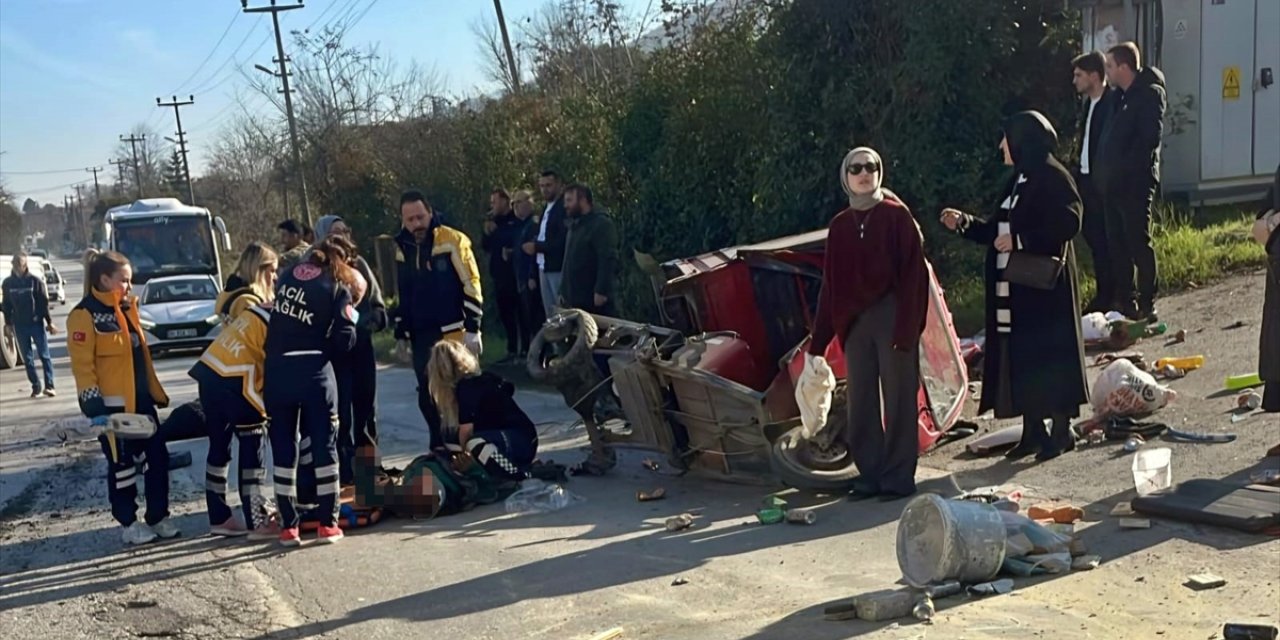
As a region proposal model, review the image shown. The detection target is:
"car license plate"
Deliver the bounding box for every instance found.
[168,329,198,339]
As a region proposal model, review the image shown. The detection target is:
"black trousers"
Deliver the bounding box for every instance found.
[521,287,546,345]
[411,330,444,447]
[266,357,340,528]
[335,331,380,485]
[842,295,920,496]
[1077,174,1115,308]
[495,276,525,355]
[1104,183,1159,309]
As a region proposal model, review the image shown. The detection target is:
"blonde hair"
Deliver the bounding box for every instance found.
[427,339,480,428]
[235,242,279,301]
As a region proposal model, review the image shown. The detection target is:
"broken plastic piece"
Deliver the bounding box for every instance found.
[966,579,1015,596]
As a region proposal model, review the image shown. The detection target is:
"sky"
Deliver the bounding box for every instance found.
[0,0,654,206]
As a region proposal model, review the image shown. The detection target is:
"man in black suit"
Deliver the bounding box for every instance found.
[1098,41,1167,322]
[1071,51,1119,313]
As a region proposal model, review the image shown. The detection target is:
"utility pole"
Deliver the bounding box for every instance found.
[244,0,311,225]
[109,158,128,197]
[156,95,196,204]
[493,0,520,93]
[120,134,146,199]
[86,166,103,202]
[73,185,86,248]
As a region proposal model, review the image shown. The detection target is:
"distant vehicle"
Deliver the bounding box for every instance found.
[103,198,232,286]
[0,254,46,369]
[136,275,223,356]
[45,264,67,305]
[29,248,48,259]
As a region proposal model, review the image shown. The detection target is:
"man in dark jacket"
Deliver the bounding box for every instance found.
[512,190,545,350]
[481,189,526,362]
[3,253,57,397]
[1099,41,1166,322]
[534,170,569,316]
[558,184,619,316]
[395,190,484,442]
[1072,51,1120,313]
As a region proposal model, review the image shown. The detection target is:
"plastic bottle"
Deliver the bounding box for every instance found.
[1146,322,1169,336]
[912,594,935,621]
[1154,355,1204,371]
[504,480,583,515]
[1225,372,1263,391]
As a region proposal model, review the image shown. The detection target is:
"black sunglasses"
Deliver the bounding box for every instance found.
[847,162,881,176]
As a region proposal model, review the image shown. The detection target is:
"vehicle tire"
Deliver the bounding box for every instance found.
[0,322,19,370]
[527,309,598,385]
[768,385,861,492]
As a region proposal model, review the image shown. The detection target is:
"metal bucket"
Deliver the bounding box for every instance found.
[896,494,1007,588]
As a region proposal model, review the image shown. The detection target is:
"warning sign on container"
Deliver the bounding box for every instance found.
[1223,66,1241,100]
[1173,19,1188,40]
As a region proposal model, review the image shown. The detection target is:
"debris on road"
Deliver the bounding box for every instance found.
[587,628,625,640]
[1071,555,1101,571]
[923,580,963,599]
[785,508,816,525]
[665,513,695,532]
[852,589,915,622]
[756,508,785,525]
[1110,502,1135,517]
[912,594,935,621]
[1154,355,1204,372]
[1225,372,1263,391]
[1223,622,1280,640]
[966,579,1015,597]
[1166,428,1237,444]
[1249,469,1280,485]
[1027,503,1084,524]
[636,488,666,502]
[1184,573,1227,591]
[1223,320,1248,330]
[1123,435,1146,452]
[1119,518,1152,529]
[1238,391,1264,411]
[670,577,690,586]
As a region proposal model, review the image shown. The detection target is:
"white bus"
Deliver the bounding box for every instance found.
[103,198,232,286]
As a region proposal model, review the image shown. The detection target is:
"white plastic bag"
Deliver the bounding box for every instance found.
[1091,359,1177,417]
[794,353,835,439]
[504,479,585,516]
[1080,312,1110,342]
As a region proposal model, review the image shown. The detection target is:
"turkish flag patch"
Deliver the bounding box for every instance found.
[72,331,86,343]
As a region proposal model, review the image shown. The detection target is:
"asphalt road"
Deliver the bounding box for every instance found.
[0,262,1277,639]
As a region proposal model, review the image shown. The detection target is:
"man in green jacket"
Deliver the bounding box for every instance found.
[558,184,618,316]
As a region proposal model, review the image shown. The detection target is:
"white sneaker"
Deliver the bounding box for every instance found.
[123,522,158,545]
[150,519,181,539]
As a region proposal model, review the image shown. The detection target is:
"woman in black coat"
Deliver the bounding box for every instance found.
[941,110,1090,461]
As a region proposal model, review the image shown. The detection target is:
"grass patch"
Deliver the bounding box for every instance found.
[941,203,1266,336]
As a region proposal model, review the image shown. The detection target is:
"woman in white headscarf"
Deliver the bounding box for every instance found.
[808,146,930,501]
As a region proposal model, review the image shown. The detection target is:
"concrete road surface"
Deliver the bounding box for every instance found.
[1,263,1277,640]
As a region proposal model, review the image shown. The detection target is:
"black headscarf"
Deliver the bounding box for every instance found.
[1002,110,1058,174]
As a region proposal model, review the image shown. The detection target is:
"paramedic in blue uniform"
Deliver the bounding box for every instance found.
[265,236,361,547]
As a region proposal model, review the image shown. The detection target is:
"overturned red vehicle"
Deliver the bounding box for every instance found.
[533,229,968,491]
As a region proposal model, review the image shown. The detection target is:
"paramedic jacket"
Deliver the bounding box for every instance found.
[393,220,483,340]
[263,262,358,361]
[67,288,170,417]
[189,299,271,416]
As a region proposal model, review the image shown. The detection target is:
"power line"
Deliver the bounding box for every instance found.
[170,8,242,95]
[0,167,88,175]
[16,179,90,195]
[187,24,273,95]
[304,0,345,31]
[346,0,379,32]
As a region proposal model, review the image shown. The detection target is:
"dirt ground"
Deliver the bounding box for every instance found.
[0,261,1277,640]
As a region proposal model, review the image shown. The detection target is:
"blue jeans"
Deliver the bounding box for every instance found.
[14,324,54,391]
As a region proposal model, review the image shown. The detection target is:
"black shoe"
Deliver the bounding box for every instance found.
[1050,423,1077,454]
[1034,446,1064,462]
[30,388,42,398]
[847,479,880,501]
[1004,440,1039,460]
[1117,302,1143,322]
[1138,304,1159,324]
[877,488,917,502]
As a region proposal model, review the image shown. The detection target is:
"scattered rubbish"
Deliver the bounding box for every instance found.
[587,628,625,640]
[1223,622,1280,640]
[1159,365,1186,380]
[504,480,584,516]
[763,496,788,509]
[1184,573,1227,590]
[1166,428,1237,444]
[1155,355,1204,372]
[1132,479,1280,533]
[1001,511,1072,555]
[897,494,1007,588]
[912,594,935,621]
[1081,312,1111,342]
[1119,518,1152,529]
[124,600,158,609]
[1238,391,1264,411]
[1105,416,1169,441]
[1123,435,1146,452]
[1093,351,1145,368]
[670,577,690,587]
[1225,372,1263,391]
[966,579,1015,597]
[1084,426,1107,445]
[923,581,963,599]
[636,488,666,502]
[1005,532,1034,558]
[1027,504,1084,524]
[852,589,915,622]
[785,508,817,525]
[665,513,696,532]
[756,508,785,525]
[1231,411,1257,424]
[991,498,1021,513]
[1004,552,1071,576]
[641,459,661,472]
[1110,502,1135,517]
[1249,469,1280,485]
[823,602,859,622]
[965,425,1024,456]
[1132,448,1173,496]
[1148,322,1169,336]
[1223,320,1248,330]
[1071,555,1101,571]
[1093,359,1177,417]
[1172,329,1188,344]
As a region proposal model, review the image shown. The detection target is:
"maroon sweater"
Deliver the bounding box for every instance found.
[809,197,930,355]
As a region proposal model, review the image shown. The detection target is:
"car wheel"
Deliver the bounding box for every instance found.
[527,309,598,384]
[0,322,18,370]
[768,385,861,492]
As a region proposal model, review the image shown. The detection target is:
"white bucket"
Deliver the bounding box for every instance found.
[897,494,1008,588]
[1132,447,1173,496]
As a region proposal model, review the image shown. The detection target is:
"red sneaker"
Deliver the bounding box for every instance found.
[316,525,344,544]
[279,527,302,547]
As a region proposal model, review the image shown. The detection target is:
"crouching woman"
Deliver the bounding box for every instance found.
[67,250,178,545]
[428,339,538,481]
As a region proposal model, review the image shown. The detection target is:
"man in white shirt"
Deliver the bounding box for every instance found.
[1072,51,1119,314]
[532,169,568,316]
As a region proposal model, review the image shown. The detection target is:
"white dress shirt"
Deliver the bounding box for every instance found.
[1080,95,1101,175]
